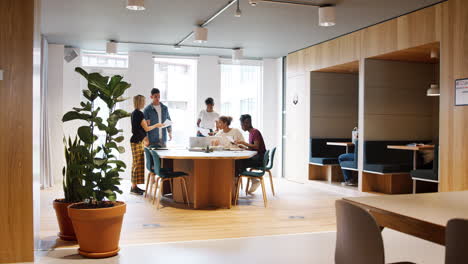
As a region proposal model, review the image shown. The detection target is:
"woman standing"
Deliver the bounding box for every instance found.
[130,95,163,195]
[215,116,245,148]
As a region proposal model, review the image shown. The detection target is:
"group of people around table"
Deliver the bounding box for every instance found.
[129,88,266,196]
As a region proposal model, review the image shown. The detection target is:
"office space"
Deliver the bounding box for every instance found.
[1,0,468,263]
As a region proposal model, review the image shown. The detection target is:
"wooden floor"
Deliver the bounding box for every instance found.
[39,178,364,249]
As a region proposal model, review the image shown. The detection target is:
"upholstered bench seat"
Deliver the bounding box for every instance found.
[364,163,412,174]
[309,157,339,165]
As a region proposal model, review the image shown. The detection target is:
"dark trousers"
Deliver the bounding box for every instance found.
[235,155,263,176]
[338,153,354,182]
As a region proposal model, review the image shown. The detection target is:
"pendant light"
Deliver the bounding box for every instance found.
[232,48,243,62]
[106,40,117,54]
[319,6,336,27]
[126,0,145,11]
[235,0,242,17]
[427,84,440,96]
[249,0,258,6]
[194,27,208,43]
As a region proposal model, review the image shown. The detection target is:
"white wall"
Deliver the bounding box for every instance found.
[262,58,283,177]
[46,44,65,184]
[196,55,221,114]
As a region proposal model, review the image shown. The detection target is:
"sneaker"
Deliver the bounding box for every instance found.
[341,181,357,187]
[130,187,144,195]
[248,179,261,194]
[135,186,145,194]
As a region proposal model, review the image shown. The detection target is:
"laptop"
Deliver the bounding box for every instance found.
[189,136,221,149]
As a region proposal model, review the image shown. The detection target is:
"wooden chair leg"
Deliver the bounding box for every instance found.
[268,170,275,196]
[152,177,160,204]
[235,176,242,205]
[246,178,251,195]
[240,178,243,190]
[180,177,190,207]
[145,173,151,198]
[169,179,173,194]
[148,174,154,199]
[260,177,268,208]
[156,179,165,209]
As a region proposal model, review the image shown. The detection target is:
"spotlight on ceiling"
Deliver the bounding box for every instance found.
[174,45,181,50]
[249,0,258,7]
[319,6,336,27]
[126,0,145,11]
[427,84,440,96]
[235,0,242,17]
[106,40,118,54]
[194,27,208,43]
[232,48,243,62]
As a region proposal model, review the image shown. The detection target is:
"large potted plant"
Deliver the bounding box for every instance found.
[62,67,131,258]
[53,136,87,241]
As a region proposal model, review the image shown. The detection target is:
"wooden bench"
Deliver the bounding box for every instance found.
[362,170,413,194]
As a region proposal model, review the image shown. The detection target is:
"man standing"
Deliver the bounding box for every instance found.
[235,114,266,194]
[144,88,172,147]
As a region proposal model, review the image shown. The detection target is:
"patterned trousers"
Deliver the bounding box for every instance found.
[131,141,145,184]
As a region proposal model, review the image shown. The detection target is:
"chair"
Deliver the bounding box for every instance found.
[235,150,270,208]
[445,218,468,264]
[410,145,439,193]
[143,147,155,198]
[149,149,190,210]
[248,147,277,196]
[335,200,414,264]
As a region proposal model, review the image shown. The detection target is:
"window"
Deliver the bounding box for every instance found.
[220,62,263,136]
[82,52,128,68]
[154,57,197,147]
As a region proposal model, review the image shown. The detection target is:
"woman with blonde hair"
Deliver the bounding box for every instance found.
[215,116,245,148]
[130,95,163,195]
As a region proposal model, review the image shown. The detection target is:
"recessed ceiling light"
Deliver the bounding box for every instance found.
[127,0,145,11]
[249,0,258,7]
[319,6,336,27]
[194,27,208,43]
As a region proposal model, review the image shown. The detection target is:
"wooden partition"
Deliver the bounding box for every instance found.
[0,0,35,262]
[286,0,468,192]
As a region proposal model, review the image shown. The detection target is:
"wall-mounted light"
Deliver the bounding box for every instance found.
[430,48,439,59]
[106,40,118,54]
[232,48,243,61]
[126,0,145,11]
[427,84,440,96]
[319,6,336,27]
[194,27,208,43]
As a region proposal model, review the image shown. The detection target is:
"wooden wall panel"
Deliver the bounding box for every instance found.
[0,0,35,262]
[396,5,440,49]
[361,19,398,58]
[439,0,468,191]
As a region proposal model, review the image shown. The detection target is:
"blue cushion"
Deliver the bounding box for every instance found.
[364,163,412,173]
[310,157,339,165]
[240,170,265,177]
[411,169,438,181]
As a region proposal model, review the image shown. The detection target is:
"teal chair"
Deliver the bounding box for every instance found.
[247,147,277,196]
[235,150,270,208]
[149,149,190,209]
[144,147,155,198]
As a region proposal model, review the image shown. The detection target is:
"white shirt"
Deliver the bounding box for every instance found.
[153,104,162,139]
[198,110,220,130]
[215,128,245,148]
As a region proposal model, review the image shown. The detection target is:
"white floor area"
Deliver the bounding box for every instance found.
[31,229,444,264]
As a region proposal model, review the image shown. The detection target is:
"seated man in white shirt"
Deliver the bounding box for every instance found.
[197,97,220,136]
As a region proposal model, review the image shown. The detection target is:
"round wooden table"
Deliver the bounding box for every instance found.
[156,149,257,209]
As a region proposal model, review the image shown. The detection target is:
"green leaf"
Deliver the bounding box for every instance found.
[108,75,123,91]
[117,146,125,154]
[94,158,107,166]
[112,82,131,98]
[113,136,124,143]
[62,111,91,122]
[115,96,128,102]
[77,126,94,144]
[75,67,89,79]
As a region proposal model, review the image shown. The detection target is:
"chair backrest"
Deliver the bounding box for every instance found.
[445,218,468,264]
[266,147,277,170]
[149,149,162,175]
[433,144,439,175]
[144,147,153,171]
[260,150,270,172]
[335,200,385,264]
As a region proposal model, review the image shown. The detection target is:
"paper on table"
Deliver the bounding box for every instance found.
[162,119,173,128]
[198,128,210,137]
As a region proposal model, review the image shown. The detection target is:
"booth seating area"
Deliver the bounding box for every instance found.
[411,145,439,193]
[308,138,354,183]
[362,140,431,194]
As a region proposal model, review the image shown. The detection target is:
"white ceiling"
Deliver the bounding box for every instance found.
[41,0,444,59]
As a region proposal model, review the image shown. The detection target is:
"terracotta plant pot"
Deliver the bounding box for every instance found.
[68,201,126,258]
[53,199,77,241]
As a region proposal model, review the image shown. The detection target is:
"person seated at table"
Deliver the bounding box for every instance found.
[235,114,266,194]
[338,153,357,186]
[213,116,245,148]
[197,97,220,137]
